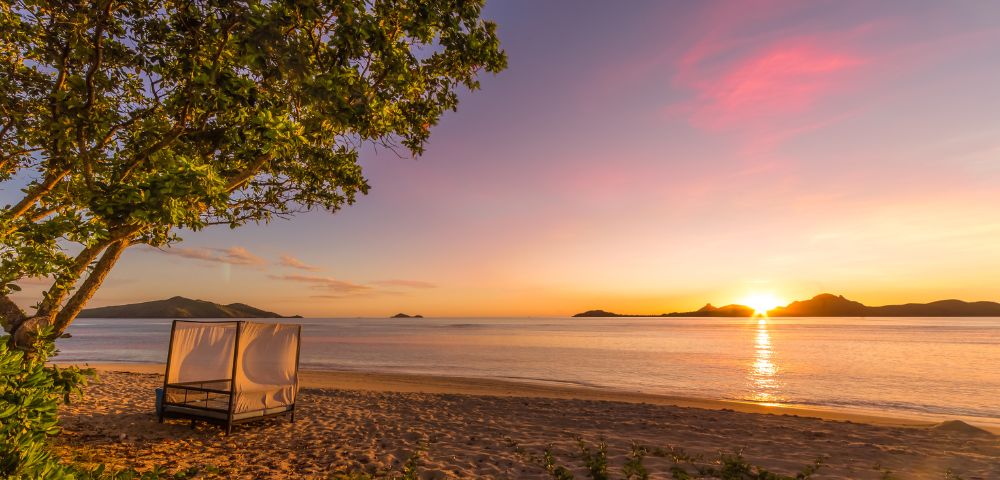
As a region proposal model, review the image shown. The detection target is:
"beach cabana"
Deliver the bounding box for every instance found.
[159,320,301,434]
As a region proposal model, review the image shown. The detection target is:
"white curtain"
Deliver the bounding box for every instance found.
[166,321,238,384]
[233,322,300,413]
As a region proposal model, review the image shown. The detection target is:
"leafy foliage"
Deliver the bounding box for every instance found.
[578,438,610,480]
[0,0,506,347]
[68,464,227,480]
[544,445,575,480]
[695,451,825,480]
[399,450,421,480]
[0,331,92,478]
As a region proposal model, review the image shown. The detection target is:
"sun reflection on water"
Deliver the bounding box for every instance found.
[749,320,781,405]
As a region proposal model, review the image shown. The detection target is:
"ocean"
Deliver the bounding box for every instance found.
[57,316,1000,429]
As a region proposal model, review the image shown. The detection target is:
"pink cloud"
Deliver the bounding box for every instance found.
[268,274,372,294]
[591,0,804,95]
[675,42,866,131]
[269,274,437,298]
[371,279,437,289]
[279,254,322,271]
[150,246,266,266]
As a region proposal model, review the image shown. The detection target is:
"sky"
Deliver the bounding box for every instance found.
[10,0,1000,317]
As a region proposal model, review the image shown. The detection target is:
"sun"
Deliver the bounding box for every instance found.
[741,293,783,316]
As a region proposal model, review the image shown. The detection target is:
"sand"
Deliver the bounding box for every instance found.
[54,364,999,479]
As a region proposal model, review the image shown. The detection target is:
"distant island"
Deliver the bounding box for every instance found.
[391,313,424,318]
[574,293,1000,317]
[78,296,291,318]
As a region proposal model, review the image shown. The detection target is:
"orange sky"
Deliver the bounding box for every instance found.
[10,1,1000,317]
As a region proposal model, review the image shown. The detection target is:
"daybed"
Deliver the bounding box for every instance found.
[158,320,301,434]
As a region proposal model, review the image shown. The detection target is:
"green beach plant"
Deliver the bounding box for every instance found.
[0,332,92,478]
[511,438,832,480]
[544,445,575,480]
[621,442,649,480]
[694,450,824,480]
[69,464,224,480]
[399,449,422,480]
[577,438,610,480]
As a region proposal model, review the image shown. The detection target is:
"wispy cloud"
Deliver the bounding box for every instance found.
[370,279,437,289]
[672,41,865,131]
[268,274,372,294]
[279,255,322,272]
[150,246,266,266]
[15,276,52,285]
[309,291,405,300]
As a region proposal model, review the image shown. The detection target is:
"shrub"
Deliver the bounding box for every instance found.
[520,439,828,480]
[544,446,575,480]
[0,333,93,478]
[578,439,610,480]
[622,443,649,480]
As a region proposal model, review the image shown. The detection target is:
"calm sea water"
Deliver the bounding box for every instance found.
[57,317,1000,428]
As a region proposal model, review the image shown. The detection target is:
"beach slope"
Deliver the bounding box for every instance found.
[56,366,999,479]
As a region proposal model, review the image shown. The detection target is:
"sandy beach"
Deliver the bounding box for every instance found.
[51,363,999,479]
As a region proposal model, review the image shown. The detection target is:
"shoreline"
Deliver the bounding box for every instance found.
[59,362,1000,434]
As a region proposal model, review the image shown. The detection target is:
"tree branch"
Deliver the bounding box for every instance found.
[82,1,114,118]
[2,168,71,226]
[225,154,271,192]
[118,126,185,182]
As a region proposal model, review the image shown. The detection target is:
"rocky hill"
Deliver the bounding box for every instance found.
[78,296,288,318]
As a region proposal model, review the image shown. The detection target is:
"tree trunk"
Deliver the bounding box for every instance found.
[0,295,26,334]
[8,237,130,351]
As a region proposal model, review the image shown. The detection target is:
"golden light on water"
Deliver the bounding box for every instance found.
[749,320,781,405]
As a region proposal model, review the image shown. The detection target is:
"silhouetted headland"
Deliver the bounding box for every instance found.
[391,313,424,318]
[574,293,1000,317]
[78,296,290,318]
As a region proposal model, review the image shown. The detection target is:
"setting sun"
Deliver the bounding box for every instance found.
[741,293,784,315]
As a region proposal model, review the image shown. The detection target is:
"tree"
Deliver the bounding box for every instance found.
[0,0,506,350]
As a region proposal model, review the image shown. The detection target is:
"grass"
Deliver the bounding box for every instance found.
[59,439,977,480]
[504,436,828,480]
[68,464,227,480]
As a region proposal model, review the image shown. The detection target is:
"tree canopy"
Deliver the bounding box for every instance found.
[0,0,506,349]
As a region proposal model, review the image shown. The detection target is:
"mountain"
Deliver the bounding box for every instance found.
[867,299,1000,317]
[78,296,287,318]
[574,309,623,317]
[769,294,1000,317]
[391,313,424,318]
[574,293,1000,317]
[768,294,867,316]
